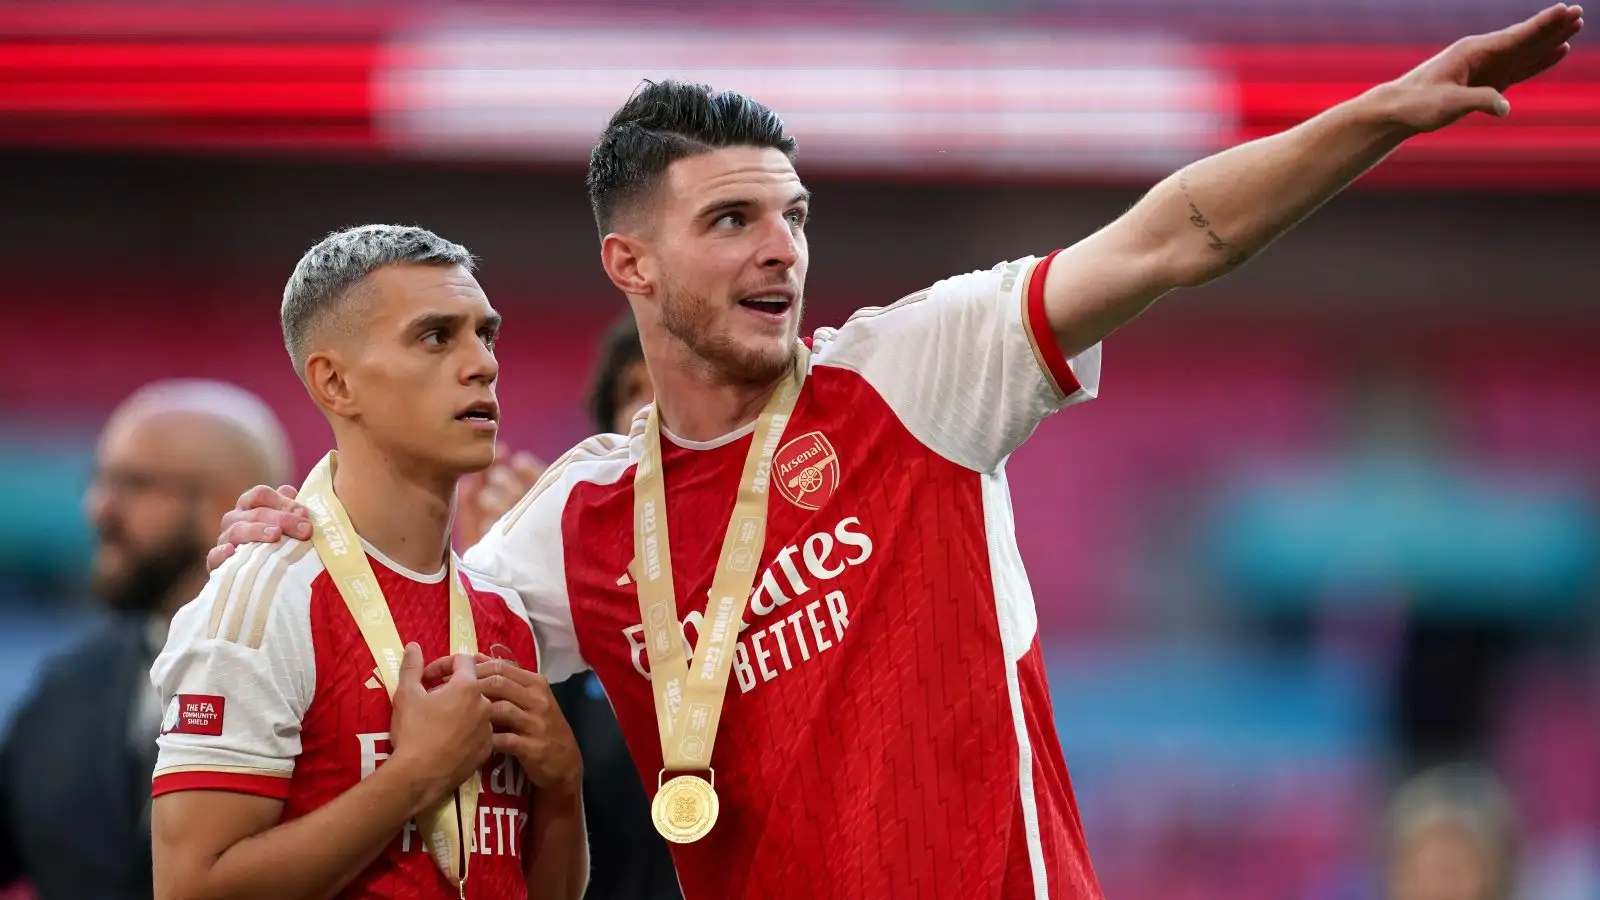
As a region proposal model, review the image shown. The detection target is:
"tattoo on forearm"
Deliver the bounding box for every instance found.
[1178,170,1249,268]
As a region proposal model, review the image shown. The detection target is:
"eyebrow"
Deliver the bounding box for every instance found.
[405,310,503,335]
[693,189,812,223]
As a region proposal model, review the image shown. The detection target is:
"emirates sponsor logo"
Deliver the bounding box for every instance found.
[623,516,873,694]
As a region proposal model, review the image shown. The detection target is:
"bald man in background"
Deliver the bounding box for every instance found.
[0,380,292,900]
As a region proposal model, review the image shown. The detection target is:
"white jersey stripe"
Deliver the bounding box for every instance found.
[982,466,1049,899]
[247,541,315,649]
[208,544,269,640]
[224,541,295,644]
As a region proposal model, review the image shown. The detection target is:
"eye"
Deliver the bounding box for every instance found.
[785,208,808,228]
[479,328,498,350]
[421,329,446,346]
[714,212,745,230]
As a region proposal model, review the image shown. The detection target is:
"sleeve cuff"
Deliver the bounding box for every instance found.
[152,768,293,800]
[1022,249,1086,400]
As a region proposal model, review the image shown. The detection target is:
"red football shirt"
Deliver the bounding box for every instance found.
[470,252,1106,899]
[152,538,542,900]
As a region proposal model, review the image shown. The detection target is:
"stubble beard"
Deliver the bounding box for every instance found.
[658,279,796,386]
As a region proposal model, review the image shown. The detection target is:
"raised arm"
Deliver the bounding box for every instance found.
[1043,3,1583,359]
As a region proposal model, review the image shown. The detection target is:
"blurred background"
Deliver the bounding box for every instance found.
[2,1,1598,899]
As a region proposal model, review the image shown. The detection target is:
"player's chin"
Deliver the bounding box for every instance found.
[440,429,499,473]
[725,337,795,383]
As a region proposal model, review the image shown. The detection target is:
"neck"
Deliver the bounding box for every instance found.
[330,433,457,576]
[645,336,783,444]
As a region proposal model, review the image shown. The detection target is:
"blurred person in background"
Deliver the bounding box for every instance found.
[1384,764,1520,900]
[459,314,677,900]
[0,379,293,900]
[209,8,1585,898]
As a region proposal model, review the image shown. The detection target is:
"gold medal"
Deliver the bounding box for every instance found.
[651,773,720,844]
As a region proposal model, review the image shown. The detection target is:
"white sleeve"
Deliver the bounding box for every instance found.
[464,435,631,684]
[811,251,1101,474]
[150,540,318,800]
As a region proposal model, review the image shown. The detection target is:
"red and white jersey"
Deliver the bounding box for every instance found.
[150,538,542,900]
[468,251,1104,899]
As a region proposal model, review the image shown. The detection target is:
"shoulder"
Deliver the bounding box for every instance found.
[460,563,525,620]
[165,538,323,654]
[810,256,1045,367]
[494,432,635,537]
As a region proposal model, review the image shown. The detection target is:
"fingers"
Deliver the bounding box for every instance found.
[1455,85,1511,117]
[236,484,298,512]
[488,699,538,735]
[222,507,312,544]
[489,464,529,497]
[219,517,299,548]
[491,732,582,792]
[476,658,545,689]
[1523,42,1574,81]
[491,732,528,763]
[398,642,423,692]
[1480,3,1580,56]
[510,451,546,485]
[449,652,481,684]
[205,543,236,573]
[421,652,492,684]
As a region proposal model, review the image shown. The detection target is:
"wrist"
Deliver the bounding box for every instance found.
[378,751,452,818]
[1355,81,1425,140]
[532,780,584,818]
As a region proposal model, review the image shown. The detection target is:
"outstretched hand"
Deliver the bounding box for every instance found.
[1390,3,1583,133]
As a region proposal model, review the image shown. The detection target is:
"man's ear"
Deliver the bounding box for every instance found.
[305,348,358,419]
[601,231,656,298]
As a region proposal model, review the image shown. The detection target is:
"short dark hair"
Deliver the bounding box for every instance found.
[585,315,646,433]
[586,80,797,236]
[282,225,474,373]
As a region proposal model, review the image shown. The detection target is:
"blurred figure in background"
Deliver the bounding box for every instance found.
[460,314,676,900]
[0,380,292,900]
[1385,764,1520,900]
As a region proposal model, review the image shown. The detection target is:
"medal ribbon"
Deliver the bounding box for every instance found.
[300,451,480,893]
[632,344,810,778]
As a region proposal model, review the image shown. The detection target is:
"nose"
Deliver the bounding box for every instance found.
[759,215,800,271]
[462,334,499,386]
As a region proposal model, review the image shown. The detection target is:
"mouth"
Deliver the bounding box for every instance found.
[454,400,499,427]
[737,291,794,321]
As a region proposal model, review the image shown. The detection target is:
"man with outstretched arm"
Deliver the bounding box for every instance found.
[209,9,1582,898]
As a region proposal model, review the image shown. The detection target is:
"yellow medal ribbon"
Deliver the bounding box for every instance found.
[300,451,480,892]
[632,344,810,843]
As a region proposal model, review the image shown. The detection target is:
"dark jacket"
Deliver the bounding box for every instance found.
[553,671,681,900]
[1,615,156,900]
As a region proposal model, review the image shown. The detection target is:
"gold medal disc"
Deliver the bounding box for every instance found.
[652,774,720,844]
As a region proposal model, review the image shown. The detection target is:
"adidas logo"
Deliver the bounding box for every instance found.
[364,666,383,691]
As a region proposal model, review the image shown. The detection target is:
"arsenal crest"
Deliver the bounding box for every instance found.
[774,431,840,510]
